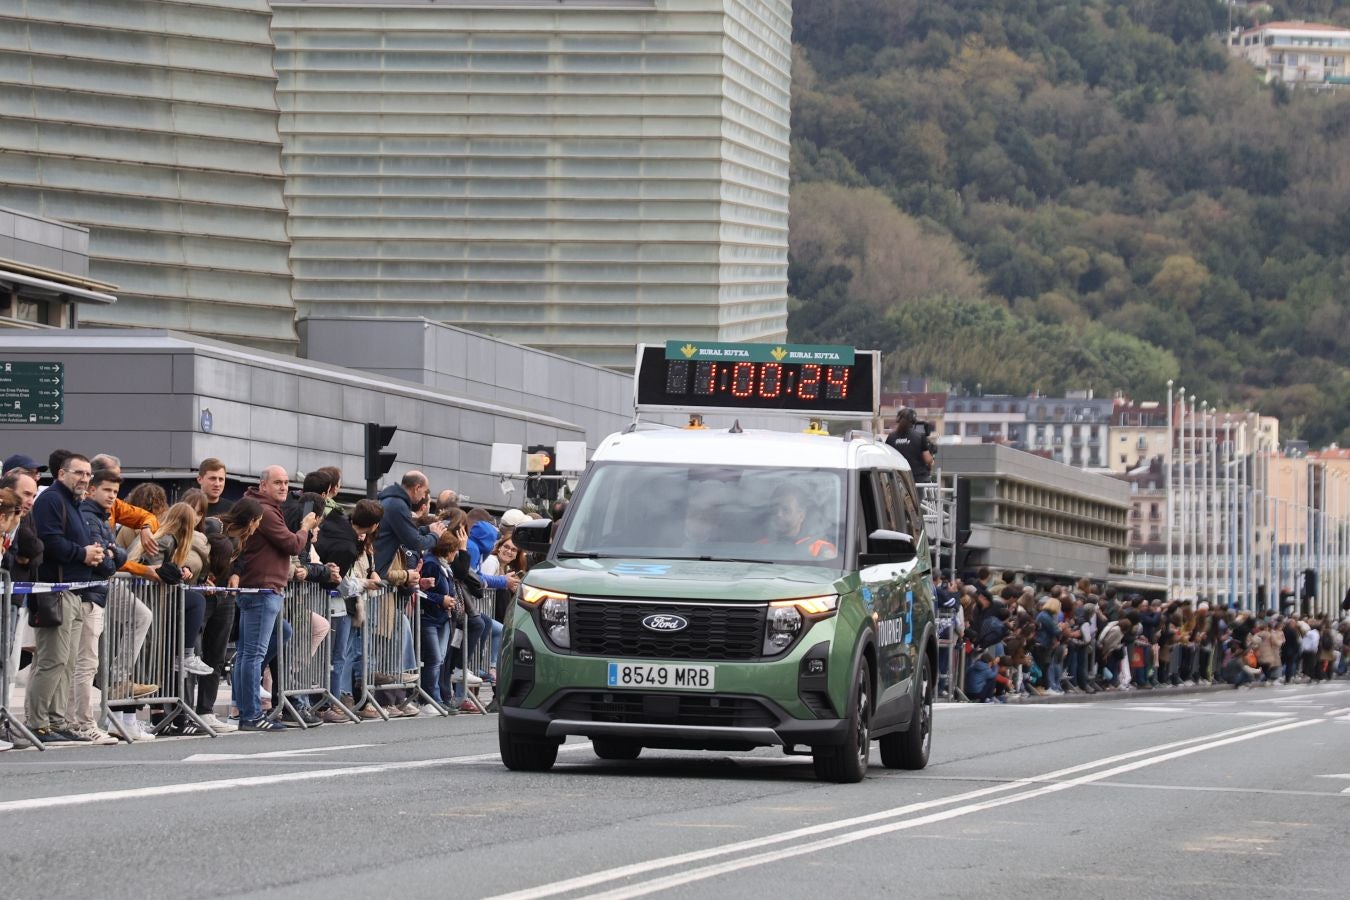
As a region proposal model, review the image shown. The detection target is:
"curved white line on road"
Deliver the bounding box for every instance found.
[485,719,1291,900]
[576,717,1320,900]
[579,718,1322,900]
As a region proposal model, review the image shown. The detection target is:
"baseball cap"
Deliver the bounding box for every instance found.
[500,508,530,527]
[3,453,47,474]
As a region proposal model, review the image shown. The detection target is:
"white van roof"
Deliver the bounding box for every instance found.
[592,428,910,472]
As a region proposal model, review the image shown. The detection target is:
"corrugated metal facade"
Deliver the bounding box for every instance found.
[0,1,790,366]
[0,0,297,352]
[272,0,789,369]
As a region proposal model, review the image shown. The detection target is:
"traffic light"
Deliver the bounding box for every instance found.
[526,444,557,502]
[364,422,397,496]
[1300,568,1317,602]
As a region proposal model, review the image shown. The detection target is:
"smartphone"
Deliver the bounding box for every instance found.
[301,500,316,520]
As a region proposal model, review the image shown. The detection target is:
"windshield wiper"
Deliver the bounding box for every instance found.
[555,551,615,559]
[643,555,779,565]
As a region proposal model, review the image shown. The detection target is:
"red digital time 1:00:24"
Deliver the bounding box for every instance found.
[665,360,851,401]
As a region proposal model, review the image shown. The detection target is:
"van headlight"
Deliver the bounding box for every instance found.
[763,595,837,656]
[521,585,570,649]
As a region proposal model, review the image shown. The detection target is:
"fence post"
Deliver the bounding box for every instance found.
[0,573,44,750]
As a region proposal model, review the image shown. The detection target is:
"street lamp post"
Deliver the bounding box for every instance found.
[1166,380,1174,599]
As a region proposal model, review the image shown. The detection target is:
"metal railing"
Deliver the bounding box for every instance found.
[359,586,441,719]
[271,581,358,727]
[0,572,43,750]
[100,576,214,741]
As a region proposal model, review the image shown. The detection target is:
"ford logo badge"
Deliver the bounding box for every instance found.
[642,614,689,632]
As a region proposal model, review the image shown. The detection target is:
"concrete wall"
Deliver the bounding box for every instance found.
[0,207,89,277]
[0,329,584,503]
[300,315,816,448]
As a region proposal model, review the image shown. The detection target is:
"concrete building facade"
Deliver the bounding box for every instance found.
[0,205,116,329]
[0,328,586,504]
[1,1,792,368]
[271,0,791,368]
[0,0,297,351]
[939,443,1131,583]
[1228,21,1350,87]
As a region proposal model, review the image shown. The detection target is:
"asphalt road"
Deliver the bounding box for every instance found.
[2,682,1348,899]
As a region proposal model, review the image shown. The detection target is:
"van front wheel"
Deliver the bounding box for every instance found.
[812,662,870,784]
[499,725,559,772]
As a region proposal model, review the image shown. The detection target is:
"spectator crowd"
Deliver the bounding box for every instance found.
[942,568,1350,703]
[1,449,548,750]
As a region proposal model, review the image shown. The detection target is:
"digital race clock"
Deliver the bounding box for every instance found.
[633,342,879,417]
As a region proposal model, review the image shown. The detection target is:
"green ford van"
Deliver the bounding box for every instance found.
[498,422,937,783]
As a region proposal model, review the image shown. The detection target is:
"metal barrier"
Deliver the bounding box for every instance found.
[453,601,489,714]
[360,586,440,719]
[271,581,357,727]
[937,636,967,702]
[0,573,43,750]
[101,576,214,740]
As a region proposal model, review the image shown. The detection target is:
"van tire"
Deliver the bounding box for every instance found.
[592,737,642,760]
[812,661,870,783]
[880,654,932,770]
[499,728,559,772]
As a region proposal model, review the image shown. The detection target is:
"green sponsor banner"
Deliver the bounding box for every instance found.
[0,361,64,424]
[663,341,855,365]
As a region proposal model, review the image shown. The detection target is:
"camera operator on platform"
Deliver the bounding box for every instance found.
[885,407,935,482]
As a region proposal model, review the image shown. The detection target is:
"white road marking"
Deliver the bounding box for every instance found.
[1317,773,1350,794]
[183,744,377,762]
[485,719,1292,900]
[1115,706,1288,718]
[0,742,593,813]
[576,718,1321,900]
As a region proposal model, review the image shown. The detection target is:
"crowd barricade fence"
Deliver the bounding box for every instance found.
[360,586,441,719]
[456,600,489,714]
[935,611,967,702]
[272,581,358,728]
[1,573,45,750]
[100,575,215,740]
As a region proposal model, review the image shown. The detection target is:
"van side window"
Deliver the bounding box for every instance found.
[858,470,884,538]
[900,482,924,540]
[875,470,907,534]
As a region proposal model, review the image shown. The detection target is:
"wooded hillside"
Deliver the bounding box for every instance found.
[788,0,1350,444]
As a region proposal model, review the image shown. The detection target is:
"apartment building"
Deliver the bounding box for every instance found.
[1229,20,1350,87]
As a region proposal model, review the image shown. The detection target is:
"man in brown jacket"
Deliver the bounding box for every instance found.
[232,465,317,730]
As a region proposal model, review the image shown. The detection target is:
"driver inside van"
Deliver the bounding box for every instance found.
[764,484,837,560]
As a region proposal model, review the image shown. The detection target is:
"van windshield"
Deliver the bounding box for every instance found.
[556,462,847,568]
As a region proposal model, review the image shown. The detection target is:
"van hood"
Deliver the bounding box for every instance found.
[524,556,845,603]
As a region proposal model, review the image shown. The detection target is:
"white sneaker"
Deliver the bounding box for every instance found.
[451,669,483,686]
[0,738,13,751]
[71,725,120,746]
[199,713,237,734]
[182,654,214,676]
[419,703,441,716]
[121,713,155,742]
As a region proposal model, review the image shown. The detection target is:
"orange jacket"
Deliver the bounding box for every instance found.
[111,499,158,534]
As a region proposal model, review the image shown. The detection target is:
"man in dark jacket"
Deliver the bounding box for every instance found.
[233,465,317,730]
[27,453,103,742]
[373,472,444,578]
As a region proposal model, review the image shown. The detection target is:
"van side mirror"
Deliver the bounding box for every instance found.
[862,528,916,565]
[512,519,554,555]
